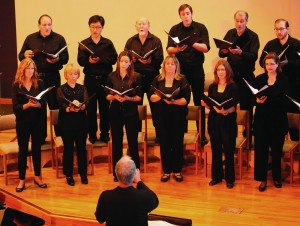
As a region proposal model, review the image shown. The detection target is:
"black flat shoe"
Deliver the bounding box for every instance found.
[81,176,88,184]
[16,184,25,193]
[258,181,267,192]
[226,182,234,189]
[174,173,183,182]
[34,180,47,188]
[160,174,170,182]
[66,176,75,186]
[274,180,282,188]
[113,176,119,182]
[209,180,222,186]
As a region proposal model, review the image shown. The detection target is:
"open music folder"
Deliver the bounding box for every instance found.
[202,94,234,109]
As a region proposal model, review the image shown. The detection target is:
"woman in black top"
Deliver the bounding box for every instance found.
[57,63,89,186]
[12,58,47,192]
[254,53,290,192]
[149,55,191,182]
[201,59,239,189]
[106,51,142,182]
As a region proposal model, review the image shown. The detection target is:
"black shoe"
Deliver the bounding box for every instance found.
[160,174,170,182]
[209,179,222,186]
[89,136,97,144]
[274,180,282,188]
[174,173,183,182]
[81,175,88,184]
[66,176,75,186]
[226,182,234,189]
[16,184,25,193]
[113,176,119,182]
[200,136,208,146]
[34,180,47,188]
[258,181,267,192]
[100,135,110,143]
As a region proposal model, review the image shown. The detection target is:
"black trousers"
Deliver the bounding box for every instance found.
[84,75,110,139]
[39,72,61,138]
[61,128,88,176]
[209,118,236,183]
[254,130,285,182]
[16,121,43,180]
[158,107,185,174]
[110,114,140,177]
[137,71,159,134]
[181,64,205,135]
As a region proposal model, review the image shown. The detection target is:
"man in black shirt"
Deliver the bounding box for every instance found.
[259,18,300,140]
[95,155,159,226]
[125,17,163,142]
[219,10,260,139]
[78,15,118,143]
[167,4,210,145]
[19,14,69,140]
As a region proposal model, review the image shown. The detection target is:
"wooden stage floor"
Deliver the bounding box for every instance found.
[1,151,300,226]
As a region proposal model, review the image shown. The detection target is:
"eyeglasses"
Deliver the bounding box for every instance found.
[90,26,102,30]
[274,27,286,32]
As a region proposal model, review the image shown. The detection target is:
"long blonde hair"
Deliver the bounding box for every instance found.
[158,55,183,81]
[14,58,39,89]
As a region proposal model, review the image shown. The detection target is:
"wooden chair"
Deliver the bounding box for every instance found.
[0,114,19,185]
[108,105,148,173]
[184,106,202,175]
[49,109,94,178]
[282,113,300,184]
[204,109,250,180]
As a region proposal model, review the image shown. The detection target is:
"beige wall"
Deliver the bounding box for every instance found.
[15,0,300,83]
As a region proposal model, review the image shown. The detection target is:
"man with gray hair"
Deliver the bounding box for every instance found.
[219,10,260,138]
[95,155,159,226]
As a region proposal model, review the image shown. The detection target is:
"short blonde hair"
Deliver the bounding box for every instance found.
[64,63,80,80]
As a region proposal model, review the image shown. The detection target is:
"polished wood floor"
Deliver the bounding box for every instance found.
[1,121,300,226]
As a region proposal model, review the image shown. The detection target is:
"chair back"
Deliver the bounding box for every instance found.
[186,106,200,121]
[0,98,13,115]
[287,113,300,130]
[236,110,250,150]
[50,109,59,126]
[0,114,16,131]
[138,105,147,140]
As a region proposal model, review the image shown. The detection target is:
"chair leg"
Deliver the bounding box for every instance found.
[195,145,198,176]
[108,142,112,174]
[143,143,147,173]
[290,152,294,184]
[238,148,242,180]
[55,148,59,178]
[90,146,94,175]
[3,155,8,185]
[204,151,208,177]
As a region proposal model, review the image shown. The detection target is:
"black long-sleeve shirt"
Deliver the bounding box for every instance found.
[95,181,159,226]
[12,80,46,123]
[259,35,300,82]
[219,27,260,75]
[167,21,210,68]
[56,83,88,130]
[124,32,163,74]
[106,71,142,119]
[18,31,69,73]
[78,36,118,76]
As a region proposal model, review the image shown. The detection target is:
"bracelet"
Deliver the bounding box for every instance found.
[131,96,134,101]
